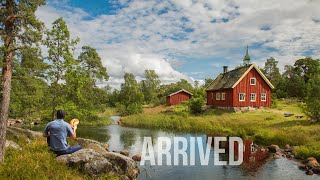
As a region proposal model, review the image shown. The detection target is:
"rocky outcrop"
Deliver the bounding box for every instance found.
[56,149,139,179]
[6,127,139,179]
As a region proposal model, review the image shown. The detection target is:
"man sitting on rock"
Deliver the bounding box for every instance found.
[43,110,82,156]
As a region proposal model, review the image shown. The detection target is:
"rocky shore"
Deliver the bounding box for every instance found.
[267,144,320,176]
[5,127,140,179]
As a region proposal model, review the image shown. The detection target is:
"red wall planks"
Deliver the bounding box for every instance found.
[167,91,192,105]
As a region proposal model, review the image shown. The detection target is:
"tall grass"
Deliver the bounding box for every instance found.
[0,138,120,179]
[122,99,320,160]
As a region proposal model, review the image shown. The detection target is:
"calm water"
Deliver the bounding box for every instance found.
[33,116,317,180]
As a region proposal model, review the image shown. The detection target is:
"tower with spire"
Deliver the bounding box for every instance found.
[243,45,251,66]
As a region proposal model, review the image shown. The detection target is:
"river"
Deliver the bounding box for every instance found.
[32,116,317,180]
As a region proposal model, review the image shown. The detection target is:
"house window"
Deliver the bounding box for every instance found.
[261,93,266,101]
[239,93,245,102]
[250,78,256,85]
[216,92,220,100]
[221,93,226,100]
[250,93,256,102]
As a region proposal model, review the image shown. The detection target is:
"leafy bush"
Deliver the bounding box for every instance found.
[188,97,205,114]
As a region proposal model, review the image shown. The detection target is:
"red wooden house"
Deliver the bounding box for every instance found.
[206,47,274,111]
[166,89,193,105]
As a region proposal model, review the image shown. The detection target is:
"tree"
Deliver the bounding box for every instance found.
[304,74,320,121]
[262,57,282,86]
[0,0,45,163]
[188,88,205,113]
[78,46,109,82]
[44,17,79,119]
[118,73,144,115]
[10,46,48,120]
[202,78,214,88]
[283,65,306,98]
[293,58,320,83]
[282,58,320,99]
[140,70,160,104]
[62,46,109,119]
[194,80,199,89]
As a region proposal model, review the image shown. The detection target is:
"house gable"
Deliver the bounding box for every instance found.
[231,64,274,89]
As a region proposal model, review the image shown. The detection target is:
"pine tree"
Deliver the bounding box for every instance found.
[0,0,45,163]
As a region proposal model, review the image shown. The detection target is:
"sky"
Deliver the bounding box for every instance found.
[35,0,320,88]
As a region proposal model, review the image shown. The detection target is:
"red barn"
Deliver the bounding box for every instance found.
[166,89,193,105]
[206,47,274,111]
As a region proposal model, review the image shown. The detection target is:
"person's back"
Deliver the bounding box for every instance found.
[45,119,73,151]
[43,110,81,156]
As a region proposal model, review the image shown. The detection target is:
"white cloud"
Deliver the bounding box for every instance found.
[35,0,320,88]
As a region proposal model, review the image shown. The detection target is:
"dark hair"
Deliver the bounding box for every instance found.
[57,110,66,119]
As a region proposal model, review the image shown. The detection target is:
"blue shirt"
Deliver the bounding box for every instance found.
[43,119,74,151]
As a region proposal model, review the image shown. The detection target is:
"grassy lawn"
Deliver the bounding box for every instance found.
[121,99,320,160]
[80,108,117,126]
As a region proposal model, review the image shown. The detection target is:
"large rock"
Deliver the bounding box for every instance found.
[76,138,109,151]
[305,157,320,168]
[267,145,280,153]
[56,149,139,179]
[132,153,141,161]
[5,140,22,151]
[7,126,42,141]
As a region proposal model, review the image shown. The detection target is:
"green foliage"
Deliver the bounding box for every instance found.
[118,73,144,115]
[303,74,320,121]
[44,17,80,119]
[10,47,49,120]
[140,70,161,104]
[188,88,206,114]
[78,46,109,81]
[281,58,320,99]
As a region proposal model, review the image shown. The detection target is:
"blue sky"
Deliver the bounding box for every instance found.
[36,0,320,88]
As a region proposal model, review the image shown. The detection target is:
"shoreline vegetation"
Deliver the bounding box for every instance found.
[0,128,120,180]
[121,99,320,160]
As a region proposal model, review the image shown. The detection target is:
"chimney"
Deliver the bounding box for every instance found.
[223,66,228,73]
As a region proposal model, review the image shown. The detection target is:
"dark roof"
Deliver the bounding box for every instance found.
[206,65,251,91]
[167,89,193,97]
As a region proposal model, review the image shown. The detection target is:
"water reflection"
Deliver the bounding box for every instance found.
[31,118,312,180]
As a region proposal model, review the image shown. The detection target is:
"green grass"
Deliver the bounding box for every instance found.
[122,99,320,160]
[0,136,120,180]
[79,108,117,126]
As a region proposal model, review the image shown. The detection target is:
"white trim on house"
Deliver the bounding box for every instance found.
[250,93,256,102]
[167,89,193,97]
[250,78,256,85]
[216,92,221,100]
[232,64,274,89]
[261,93,267,101]
[239,93,245,102]
[221,92,226,100]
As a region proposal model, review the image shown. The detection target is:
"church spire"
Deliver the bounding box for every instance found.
[243,45,251,65]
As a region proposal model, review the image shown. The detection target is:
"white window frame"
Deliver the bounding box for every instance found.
[216,92,220,100]
[250,93,256,102]
[239,93,245,102]
[221,92,226,100]
[261,93,267,102]
[250,78,256,85]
